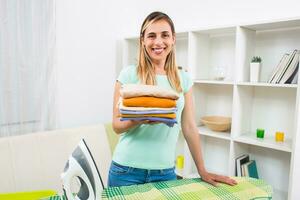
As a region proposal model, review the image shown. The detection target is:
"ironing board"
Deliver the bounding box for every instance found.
[45,177,272,200]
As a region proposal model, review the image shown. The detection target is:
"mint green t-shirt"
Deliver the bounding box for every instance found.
[113,65,193,169]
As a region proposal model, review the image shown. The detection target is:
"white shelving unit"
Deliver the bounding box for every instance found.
[121,17,300,200]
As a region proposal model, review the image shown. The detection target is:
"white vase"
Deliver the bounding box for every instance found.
[250,62,261,82]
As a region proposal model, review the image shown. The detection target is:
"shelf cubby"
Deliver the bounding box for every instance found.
[123,37,139,67]
[236,22,300,83]
[189,27,236,81]
[233,141,290,200]
[193,84,233,127]
[185,136,231,177]
[175,32,189,68]
[233,85,296,148]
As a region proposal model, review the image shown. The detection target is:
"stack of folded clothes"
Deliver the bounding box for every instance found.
[119,84,179,127]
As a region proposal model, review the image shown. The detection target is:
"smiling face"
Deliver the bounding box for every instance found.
[142,19,175,65]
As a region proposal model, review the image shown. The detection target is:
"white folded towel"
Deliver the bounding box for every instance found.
[120,84,179,100]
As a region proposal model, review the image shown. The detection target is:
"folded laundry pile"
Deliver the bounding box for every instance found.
[119,84,179,127]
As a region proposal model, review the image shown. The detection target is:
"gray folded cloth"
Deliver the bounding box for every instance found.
[120,108,177,115]
[120,117,177,127]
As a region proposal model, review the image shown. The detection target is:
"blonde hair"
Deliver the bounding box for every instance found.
[137,11,182,93]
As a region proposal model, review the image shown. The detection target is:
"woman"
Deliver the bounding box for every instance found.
[109,11,237,187]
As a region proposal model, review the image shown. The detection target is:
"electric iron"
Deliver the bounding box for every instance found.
[61,139,104,200]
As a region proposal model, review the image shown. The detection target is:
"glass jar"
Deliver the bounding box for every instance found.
[213,66,226,81]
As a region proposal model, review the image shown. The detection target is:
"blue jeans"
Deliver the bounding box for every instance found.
[108,161,177,187]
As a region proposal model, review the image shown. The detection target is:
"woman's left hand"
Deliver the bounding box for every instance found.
[199,170,237,186]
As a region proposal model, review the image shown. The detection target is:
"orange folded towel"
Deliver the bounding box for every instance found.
[123,96,176,108]
[120,113,176,119]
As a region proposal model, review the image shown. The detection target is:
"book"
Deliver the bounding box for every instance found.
[283,64,298,84]
[291,69,298,84]
[243,160,259,179]
[241,162,247,176]
[275,49,298,83]
[279,51,299,84]
[268,53,289,83]
[272,53,291,83]
[235,154,250,176]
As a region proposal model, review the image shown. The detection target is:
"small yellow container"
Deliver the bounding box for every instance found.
[275,131,284,142]
[176,155,184,169]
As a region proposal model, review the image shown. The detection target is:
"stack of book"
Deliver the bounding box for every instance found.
[268,49,300,84]
[235,154,259,179]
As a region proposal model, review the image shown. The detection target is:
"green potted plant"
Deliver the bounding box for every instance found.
[250,56,262,82]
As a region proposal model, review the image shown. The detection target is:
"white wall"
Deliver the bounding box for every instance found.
[56,0,300,128]
[115,0,300,37]
[56,0,118,128]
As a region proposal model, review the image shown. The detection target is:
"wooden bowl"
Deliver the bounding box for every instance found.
[200,116,231,132]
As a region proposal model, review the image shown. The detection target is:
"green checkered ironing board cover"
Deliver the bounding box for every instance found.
[46,177,272,200]
[101,177,272,200]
